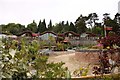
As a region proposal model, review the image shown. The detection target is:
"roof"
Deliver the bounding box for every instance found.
[63,31,80,37]
[39,31,58,36]
[17,31,39,37]
[85,32,97,37]
[17,31,80,37]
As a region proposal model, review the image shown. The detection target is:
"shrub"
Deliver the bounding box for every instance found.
[0,38,70,79]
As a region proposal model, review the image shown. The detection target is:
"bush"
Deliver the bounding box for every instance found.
[0,38,70,79]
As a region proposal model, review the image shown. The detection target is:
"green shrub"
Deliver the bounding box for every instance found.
[0,38,70,79]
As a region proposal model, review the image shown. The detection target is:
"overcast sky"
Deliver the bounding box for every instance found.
[0,0,120,26]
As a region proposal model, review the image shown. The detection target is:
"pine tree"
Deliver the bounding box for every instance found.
[48,20,53,31]
[37,20,42,33]
[37,19,47,33]
[69,22,77,33]
[42,19,47,32]
[62,21,69,32]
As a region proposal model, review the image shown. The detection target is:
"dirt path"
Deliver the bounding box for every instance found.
[48,51,119,77]
[48,52,92,76]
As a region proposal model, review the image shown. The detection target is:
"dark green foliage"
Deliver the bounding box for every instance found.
[53,22,63,33]
[75,15,87,34]
[37,19,47,33]
[37,20,42,33]
[69,22,77,33]
[92,27,103,35]
[1,23,25,35]
[27,20,37,33]
[48,20,53,31]
[103,13,120,35]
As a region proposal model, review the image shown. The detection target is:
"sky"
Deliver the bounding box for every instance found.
[0,0,120,26]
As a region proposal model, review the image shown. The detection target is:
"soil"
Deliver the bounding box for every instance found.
[48,51,119,77]
[48,51,95,76]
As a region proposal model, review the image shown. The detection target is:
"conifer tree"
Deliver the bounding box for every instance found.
[37,20,42,33]
[48,20,53,31]
[69,22,77,33]
[37,19,47,33]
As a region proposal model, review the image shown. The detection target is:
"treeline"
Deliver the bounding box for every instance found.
[1,13,120,36]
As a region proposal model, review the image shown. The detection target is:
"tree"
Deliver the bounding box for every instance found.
[65,21,69,31]
[42,19,47,32]
[16,23,25,32]
[4,23,25,35]
[53,22,63,33]
[0,24,7,33]
[114,13,120,35]
[37,19,47,33]
[87,13,99,28]
[103,13,119,35]
[92,27,103,35]
[37,20,42,33]
[0,23,25,35]
[48,20,53,31]
[6,23,18,35]
[105,19,119,33]
[61,21,69,32]
[69,22,77,33]
[75,15,87,34]
[27,20,37,33]
[114,13,120,24]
